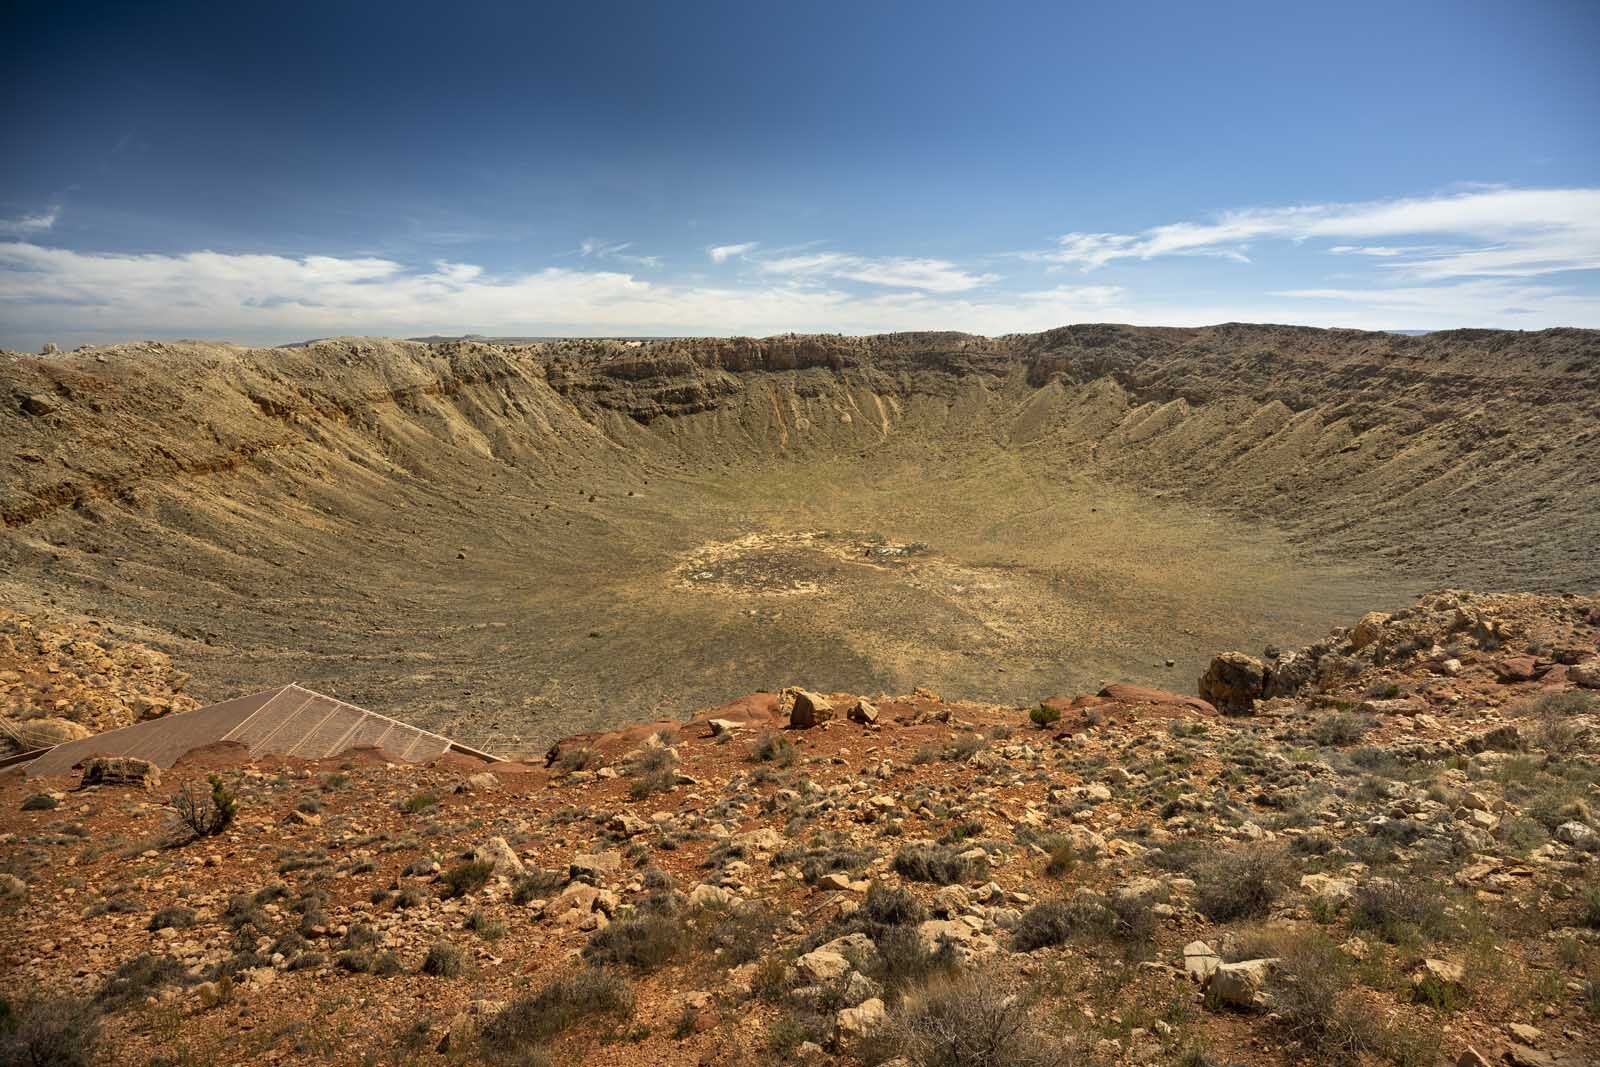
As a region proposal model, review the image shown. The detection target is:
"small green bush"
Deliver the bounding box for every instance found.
[20,793,58,811]
[400,791,439,814]
[440,859,494,898]
[511,868,565,904]
[1029,704,1062,729]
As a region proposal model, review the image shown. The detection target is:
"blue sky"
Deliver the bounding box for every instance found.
[2,0,1598,348]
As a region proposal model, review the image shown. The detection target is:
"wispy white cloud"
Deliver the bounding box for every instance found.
[757,251,998,293]
[0,242,1125,347]
[0,208,59,236]
[707,241,758,263]
[1040,187,1600,280]
[579,237,660,269]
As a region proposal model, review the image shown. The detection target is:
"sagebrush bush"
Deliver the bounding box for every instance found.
[700,901,780,966]
[440,859,494,898]
[0,998,102,1067]
[893,843,985,885]
[627,746,678,799]
[96,954,188,1011]
[1193,846,1290,922]
[581,913,685,971]
[147,905,196,931]
[1312,712,1372,746]
[511,868,565,903]
[753,729,796,765]
[1012,898,1119,951]
[1350,880,1459,944]
[480,969,633,1053]
[874,972,1079,1067]
[862,882,927,927]
[421,941,469,977]
[1029,704,1061,729]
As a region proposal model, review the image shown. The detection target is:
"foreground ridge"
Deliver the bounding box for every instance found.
[2,587,1597,1065]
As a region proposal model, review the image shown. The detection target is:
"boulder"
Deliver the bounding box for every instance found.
[1263,649,1318,699]
[1410,957,1465,996]
[836,998,886,1039]
[475,836,525,879]
[1569,662,1600,689]
[794,947,850,984]
[1206,958,1276,1008]
[1554,821,1597,851]
[1198,653,1265,714]
[790,689,835,728]
[79,755,161,789]
[916,919,974,954]
[20,393,59,416]
[570,850,623,881]
[1299,873,1356,905]
[846,698,879,725]
[4,716,91,748]
[1182,940,1221,983]
[1349,612,1390,652]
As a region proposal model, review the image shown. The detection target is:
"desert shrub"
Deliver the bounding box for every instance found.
[440,859,494,898]
[1312,712,1372,747]
[863,882,927,927]
[1581,885,1600,930]
[1012,898,1119,951]
[465,909,506,940]
[627,746,678,800]
[581,913,685,972]
[171,774,237,838]
[1265,937,1443,1063]
[147,905,196,931]
[400,791,438,814]
[1349,880,1459,944]
[420,941,469,977]
[480,969,632,1054]
[943,733,985,762]
[700,901,780,966]
[877,972,1078,1067]
[1029,704,1062,729]
[1193,846,1290,922]
[753,730,796,766]
[558,745,603,772]
[0,998,102,1067]
[868,924,955,998]
[336,949,402,975]
[799,843,877,885]
[96,953,186,1011]
[511,868,565,903]
[20,793,58,812]
[1519,691,1600,718]
[341,923,381,950]
[893,843,985,885]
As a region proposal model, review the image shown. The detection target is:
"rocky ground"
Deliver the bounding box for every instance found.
[0,607,199,759]
[2,588,1598,1066]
